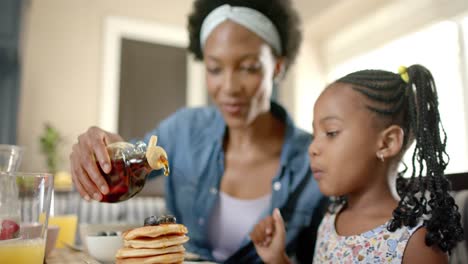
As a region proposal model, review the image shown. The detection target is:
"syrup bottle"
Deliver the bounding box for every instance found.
[98,135,169,203]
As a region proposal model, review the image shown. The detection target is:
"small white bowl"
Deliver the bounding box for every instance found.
[85,232,123,263]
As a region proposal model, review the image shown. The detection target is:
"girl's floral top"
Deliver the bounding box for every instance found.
[313,206,423,264]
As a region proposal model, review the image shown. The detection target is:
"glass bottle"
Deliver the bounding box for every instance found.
[97,136,168,203]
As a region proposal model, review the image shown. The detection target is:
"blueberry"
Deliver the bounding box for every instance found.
[158,215,176,224]
[144,216,159,226]
[166,215,177,223]
[96,231,107,236]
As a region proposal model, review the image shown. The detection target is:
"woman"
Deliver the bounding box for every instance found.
[70,0,325,262]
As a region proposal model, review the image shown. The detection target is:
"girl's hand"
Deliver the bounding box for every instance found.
[250,208,291,264]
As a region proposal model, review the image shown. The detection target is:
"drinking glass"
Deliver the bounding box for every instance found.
[47,214,77,248]
[0,172,53,264]
[0,144,23,172]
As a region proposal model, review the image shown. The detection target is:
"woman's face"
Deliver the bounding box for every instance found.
[308,83,383,197]
[203,20,280,128]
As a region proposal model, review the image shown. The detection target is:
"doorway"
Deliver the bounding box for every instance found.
[118,38,187,140]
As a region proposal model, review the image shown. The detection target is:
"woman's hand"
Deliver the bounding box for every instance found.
[250,208,291,264]
[69,126,123,201]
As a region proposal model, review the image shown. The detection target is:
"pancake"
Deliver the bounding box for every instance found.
[123,224,188,240]
[124,235,190,249]
[116,245,185,259]
[115,252,185,264]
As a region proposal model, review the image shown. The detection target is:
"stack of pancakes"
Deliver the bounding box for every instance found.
[115,224,189,264]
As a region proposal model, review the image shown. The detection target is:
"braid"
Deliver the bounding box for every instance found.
[334,65,463,252]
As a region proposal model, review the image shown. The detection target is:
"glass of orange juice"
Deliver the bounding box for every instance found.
[0,172,53,264]
[47,214,78,248]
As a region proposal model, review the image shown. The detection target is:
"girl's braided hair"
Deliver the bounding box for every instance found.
[335,65,463,252]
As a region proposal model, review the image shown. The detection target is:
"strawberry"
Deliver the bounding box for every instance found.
[0,219,20,240]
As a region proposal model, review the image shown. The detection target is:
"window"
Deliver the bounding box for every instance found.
[327,20,468,174]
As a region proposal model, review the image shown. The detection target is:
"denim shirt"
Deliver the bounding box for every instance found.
[140,102,325,263]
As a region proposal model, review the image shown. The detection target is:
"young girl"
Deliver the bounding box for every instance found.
[250,65,464,263]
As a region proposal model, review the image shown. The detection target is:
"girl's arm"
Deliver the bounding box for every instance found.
[250,209,292,264]
[403,227,448,264]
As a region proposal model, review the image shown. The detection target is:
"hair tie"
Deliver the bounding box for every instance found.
[398,66,409,83]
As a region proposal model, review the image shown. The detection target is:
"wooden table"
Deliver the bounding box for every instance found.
[45,247,101,264]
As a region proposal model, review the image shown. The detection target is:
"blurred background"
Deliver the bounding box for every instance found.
[1,0,468,176]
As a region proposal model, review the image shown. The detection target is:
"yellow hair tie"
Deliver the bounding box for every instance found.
[398,66,409,83]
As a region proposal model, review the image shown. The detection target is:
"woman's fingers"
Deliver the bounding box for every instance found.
[79,142,108,196]
[88,127,112,175]
[70,150,90,201]
[70,145,97,200]
[70,127,120,201]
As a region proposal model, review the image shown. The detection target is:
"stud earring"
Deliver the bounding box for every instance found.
[377,152,385,162]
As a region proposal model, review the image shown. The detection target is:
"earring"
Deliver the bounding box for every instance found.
[377,152,385,162]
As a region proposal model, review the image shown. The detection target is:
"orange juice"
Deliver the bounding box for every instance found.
[0,238,45,264]
[47,215,78,248]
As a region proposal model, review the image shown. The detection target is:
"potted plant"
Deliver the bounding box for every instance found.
[39,123,72,191]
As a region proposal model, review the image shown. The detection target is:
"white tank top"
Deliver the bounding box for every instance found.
[208,191,271,262]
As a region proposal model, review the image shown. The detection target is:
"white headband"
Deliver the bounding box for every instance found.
[200,4,282,54]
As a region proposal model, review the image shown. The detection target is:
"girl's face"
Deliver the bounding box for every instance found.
[308,83,383,197]
[203,21,280,128]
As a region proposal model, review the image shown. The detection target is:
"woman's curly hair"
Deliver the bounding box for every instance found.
[187,0,302,70]
[334,65,464,253]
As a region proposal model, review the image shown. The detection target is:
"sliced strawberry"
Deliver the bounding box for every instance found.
[0,219,20,240]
